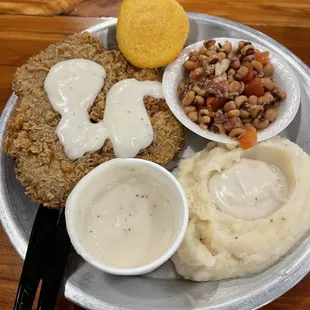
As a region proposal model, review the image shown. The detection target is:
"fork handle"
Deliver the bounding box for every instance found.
[14,206,60,310]
[37,210,71,310]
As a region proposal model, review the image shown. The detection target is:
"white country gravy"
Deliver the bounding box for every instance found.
[44,59,163,160]
[209,158,288,220]
[44,59,107,159]
[77,168,177,269]
[105,79,163,158]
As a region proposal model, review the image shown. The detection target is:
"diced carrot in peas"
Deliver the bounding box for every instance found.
[244,78,264,97]
[207,96,226,111]
[238,127,257,150]
[206,96,216,106]
[255,51,270,65]
[242,65,255,84]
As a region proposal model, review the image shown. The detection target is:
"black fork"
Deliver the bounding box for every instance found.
[14,205,71,310]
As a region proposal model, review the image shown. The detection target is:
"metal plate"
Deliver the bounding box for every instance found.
[1,14,310,310]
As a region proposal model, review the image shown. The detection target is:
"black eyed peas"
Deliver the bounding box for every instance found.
[242,54,256,63]
[228,68,236,76]
[231,58,241,70]
[183,106,196,114]
[228,81,241,93]
[189,50,199,57]
[229,128,245,138]
[250,105,264,119]
[253,118,270,130]
[207,50,217,57]
[241,44,255,56]
[234,95,248,109]
[177,81,185,99]
[221,41,232,54]
[204,39,216,48]
[178,39,286,138]
[265,108,278,122]
[198,54,208,63]
[263,63,275,76]
[194,95,205,105]
[199,109,210,116]
[251,60,263,73]
[242,118,253,124]
[211,123,226,134]
[258,93,274,106]
[227,109,241,118]
[248,95,258,105]
[240,109,250,118]
[224,101,236,112]
[200,115,211,124]
[199,46,208,55]
[188,111,198,122]
[184,60,197,71]
[182,91,195,106]
[238,41,246,50]
[235,66,249,80]
[261,78,276,91]
[244,122,255,129]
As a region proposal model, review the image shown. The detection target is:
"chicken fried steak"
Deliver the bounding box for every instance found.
[3,33,186,208]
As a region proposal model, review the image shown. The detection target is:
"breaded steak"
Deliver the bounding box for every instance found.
[3,33,186,208]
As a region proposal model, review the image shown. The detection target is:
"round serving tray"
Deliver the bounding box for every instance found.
[1,14,310,310]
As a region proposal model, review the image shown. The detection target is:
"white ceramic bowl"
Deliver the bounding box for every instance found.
[163,37,301,144]
[65,158,188,276]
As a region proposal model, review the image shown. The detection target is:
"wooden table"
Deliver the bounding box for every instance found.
[0,1,309,309]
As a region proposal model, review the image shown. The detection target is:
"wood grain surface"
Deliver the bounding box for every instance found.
[0,0,83,15]
[66,0,310,27]
[0,1,309,310]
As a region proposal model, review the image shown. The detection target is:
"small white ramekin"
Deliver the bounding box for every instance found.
[65,158,188,276]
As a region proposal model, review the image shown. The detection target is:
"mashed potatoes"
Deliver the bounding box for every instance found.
[172,137,310,281]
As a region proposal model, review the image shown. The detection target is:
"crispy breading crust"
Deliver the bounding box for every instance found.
[3,33,186,208]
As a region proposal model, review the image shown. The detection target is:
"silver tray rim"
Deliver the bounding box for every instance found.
[0,13,309,310]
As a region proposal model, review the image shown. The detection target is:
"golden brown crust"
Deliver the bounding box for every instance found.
[116,0,189,69]
[3,33,186,208]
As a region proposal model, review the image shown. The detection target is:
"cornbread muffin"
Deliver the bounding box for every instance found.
[116,0,189,69]
[3,33,186,208]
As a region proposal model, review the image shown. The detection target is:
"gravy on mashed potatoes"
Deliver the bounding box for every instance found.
[172,136,310,281]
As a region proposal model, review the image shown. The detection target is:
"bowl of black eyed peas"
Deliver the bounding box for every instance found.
[163,38,300,148]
